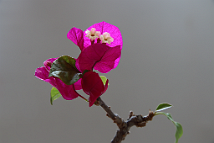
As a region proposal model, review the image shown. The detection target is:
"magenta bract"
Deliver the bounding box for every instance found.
[76,43,121,73]
[35,58,82,100]
[67,27,84,51]
[81,71,109,107]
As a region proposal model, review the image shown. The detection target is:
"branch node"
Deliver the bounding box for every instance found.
[94,100,100,106]
[129,111,134,119]
[106,113,111,118]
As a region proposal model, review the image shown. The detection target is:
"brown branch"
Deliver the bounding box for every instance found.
[96,97,155,143]
[96,97,123,129]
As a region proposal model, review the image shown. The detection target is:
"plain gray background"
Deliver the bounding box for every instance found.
[0,0,214,143]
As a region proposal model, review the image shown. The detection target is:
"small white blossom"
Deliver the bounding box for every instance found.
[100,32,114,44]
[85,28,100,41]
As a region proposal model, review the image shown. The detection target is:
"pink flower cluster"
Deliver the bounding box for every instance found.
[35,21,123,106]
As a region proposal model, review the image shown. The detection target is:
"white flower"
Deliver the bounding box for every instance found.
[85,28,100,41]
[100,32,114,44]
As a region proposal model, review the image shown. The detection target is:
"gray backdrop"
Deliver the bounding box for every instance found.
[0,0,214,143]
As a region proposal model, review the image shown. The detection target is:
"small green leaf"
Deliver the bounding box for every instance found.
[100,76,109,85]
[49,55,81,85]
[155,103,173,112]
[174,122,183,143]
[154,112,183,143]
[50,87,62,105]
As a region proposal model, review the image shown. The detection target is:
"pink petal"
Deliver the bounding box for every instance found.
[54,78,80,100]
[76,43,108,72]
[76,44,121,73]
[81,71,106,107]
[84,21,123,49]
[35,67,49,81]
[34,66,56,87]
[94,45,121,73]
[67,27,84,51]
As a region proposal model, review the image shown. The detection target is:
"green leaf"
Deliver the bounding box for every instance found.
[155,103,173,112]
[100,76,109,85]
[174,122,183,143]
[49,55,82,85]
[154,112,183,143]
[50,87,62,105]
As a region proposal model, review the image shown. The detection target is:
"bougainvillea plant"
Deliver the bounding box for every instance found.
[35,21,183,143]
